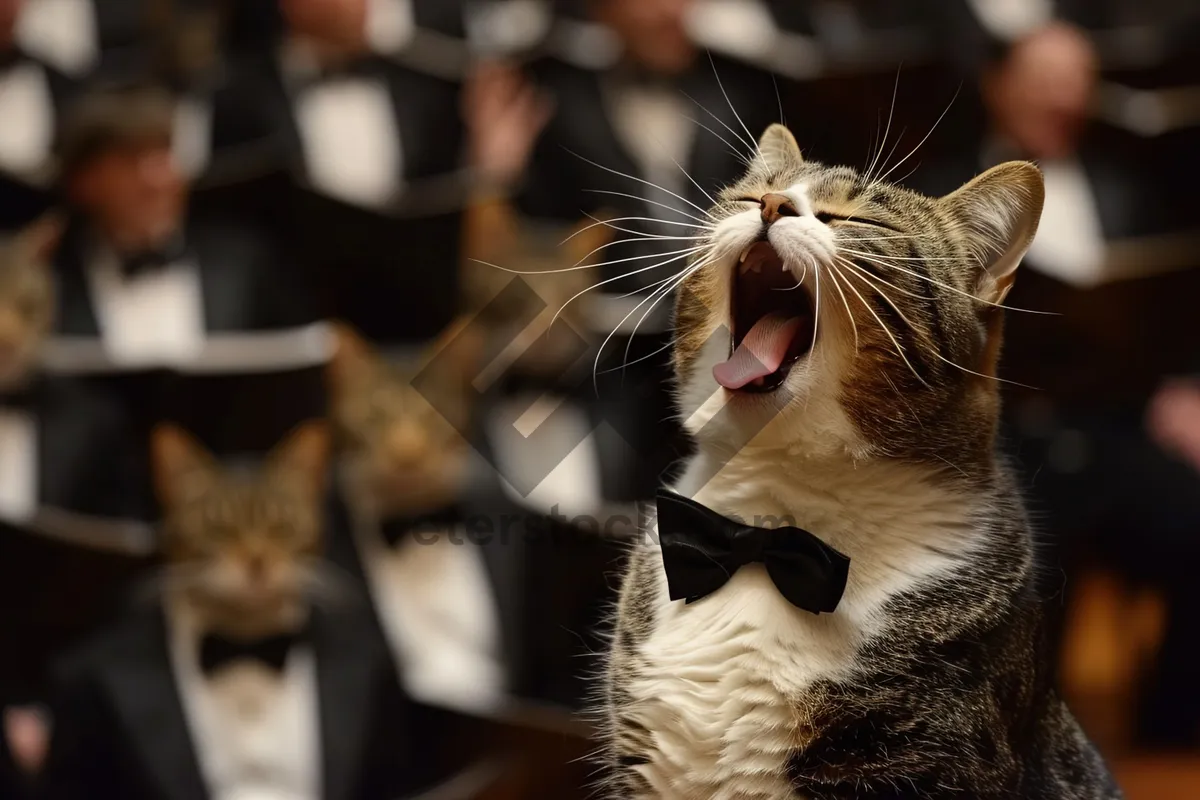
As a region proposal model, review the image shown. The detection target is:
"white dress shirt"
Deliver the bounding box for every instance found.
[281,39,404,210]
[348,503,504,715]
[0,407,36,522]
[14,0,98,76]
[0,60,54,179]
[84,244,206,367]
[167,599,322,800]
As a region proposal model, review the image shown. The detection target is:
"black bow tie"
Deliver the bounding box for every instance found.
[378,502,464,548]
[655,490,851,614]
[0,48,26,73]
[119,236,189,277]
[198,629,306,676]
[0,385,36,409]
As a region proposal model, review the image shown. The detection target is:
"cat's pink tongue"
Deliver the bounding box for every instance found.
[712,313,803,390]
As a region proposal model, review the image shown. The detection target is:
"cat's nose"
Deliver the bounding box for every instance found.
[245,555,266,583]
[386,427,425,468]
[761,193,800,225]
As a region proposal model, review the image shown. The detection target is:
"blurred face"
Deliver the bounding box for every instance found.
[0,0,22,47]
[594,0,697,76]
[68,140,186,248]
[279,0,367,44]
[984,23,1097,159]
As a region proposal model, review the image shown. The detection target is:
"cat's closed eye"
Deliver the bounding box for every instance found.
[815,211,899,231]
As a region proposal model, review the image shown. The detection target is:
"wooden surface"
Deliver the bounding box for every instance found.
[1115,756,1200,800]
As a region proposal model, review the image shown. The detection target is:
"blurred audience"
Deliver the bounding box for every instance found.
[938,0,1200,750]
[0,0,1197,797]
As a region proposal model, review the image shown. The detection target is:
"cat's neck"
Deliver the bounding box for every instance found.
[167,585,309,641]
[675,444,995,565]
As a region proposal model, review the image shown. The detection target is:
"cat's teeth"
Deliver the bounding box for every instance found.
[738,245,752,264]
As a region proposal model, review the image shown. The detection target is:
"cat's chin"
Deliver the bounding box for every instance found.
[184,588,309,638]
[0,359,34,391]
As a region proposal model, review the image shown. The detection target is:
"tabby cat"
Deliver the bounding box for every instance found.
[602,125,1121,798]
[327,321,481,518]
[0,216,60,389]
[151,421,330,639]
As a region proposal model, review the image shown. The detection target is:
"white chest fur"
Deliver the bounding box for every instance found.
[623,452,981,799]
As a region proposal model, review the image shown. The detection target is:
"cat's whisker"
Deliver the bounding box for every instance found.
[551,247,706,330]
[473,243,702,277]
[872,125,909,186]
[587,223,709,242]
[598,254,717,388]
[567,149,716,219]
[595,337,675,375]
[875,84,960,186]
[839,257,1037,388]
[707,52,758,159]
[835,256,926,300]
[834,260,930,387]
[567,215,714,247]
[863,69,901,185]
[585,189,719,224]
[680,89,756,156]
[619,254,714,373]
[681,113,755,167]
[839,248,969,264]
[612,273,682,300]
[840,249,1054,314]
[824,263,860,352]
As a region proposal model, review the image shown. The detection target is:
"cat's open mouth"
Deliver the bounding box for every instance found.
[713,240,815,393]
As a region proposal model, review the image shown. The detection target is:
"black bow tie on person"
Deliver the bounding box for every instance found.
[0,385,35,410]
[0,47,26,73]
[198,630,306,676]
[655,490,851,614]
[378,502,465,548]
[119,236,189,278]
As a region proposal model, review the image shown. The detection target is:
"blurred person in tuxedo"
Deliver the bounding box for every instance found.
[932,0,1200,747]
[202,0,467,346]
[464,0,783,516]
[50,79,327,474]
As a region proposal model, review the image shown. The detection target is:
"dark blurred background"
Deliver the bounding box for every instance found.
[0,0,1197,797]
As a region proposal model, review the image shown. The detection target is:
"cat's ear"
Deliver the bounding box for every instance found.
[326,322,375,397]
[939,161,1044,306]
[754,124,803,173]
[151,424,217,510]
[19,213,64,266]
[267,421,330,500]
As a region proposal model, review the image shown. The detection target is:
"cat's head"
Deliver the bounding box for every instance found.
[328,321,482,515]
[0,216,61,389]
[674,124,1044,469]
[151,421,330,632]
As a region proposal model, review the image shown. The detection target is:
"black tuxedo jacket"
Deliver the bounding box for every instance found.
[0,375,154,706]
[46,214,328,513]
[201,53,464,345]
[325,481,626,712]
[39,604,471,800]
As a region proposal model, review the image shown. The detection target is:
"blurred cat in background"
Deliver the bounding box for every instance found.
[40,420,453,799]
[0,216,60,390]
[152,421,331,637]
